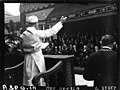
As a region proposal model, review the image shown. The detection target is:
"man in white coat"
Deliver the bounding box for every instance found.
[20,15,67,86]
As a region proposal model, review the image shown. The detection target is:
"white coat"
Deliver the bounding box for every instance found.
[20,22,63,86]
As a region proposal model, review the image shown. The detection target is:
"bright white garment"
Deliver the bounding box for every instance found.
[21,22,63,86]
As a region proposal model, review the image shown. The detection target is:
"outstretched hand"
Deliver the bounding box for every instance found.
[60,16,67,23]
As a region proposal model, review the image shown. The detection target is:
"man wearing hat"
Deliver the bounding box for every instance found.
[20,15,67,86]
[83,34,118,90]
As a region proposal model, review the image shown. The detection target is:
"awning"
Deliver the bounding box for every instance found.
[47,3,116,23]
[20,3,55,14]
[47,3,109,18]
[25,8,54,21]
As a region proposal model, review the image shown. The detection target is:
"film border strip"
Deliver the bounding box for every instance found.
[47,4,117,23]
[2,85,88,90]
[2,85,117,90]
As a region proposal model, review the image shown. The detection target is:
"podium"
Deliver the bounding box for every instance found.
[33,55,75,86]
[44,55,75,86]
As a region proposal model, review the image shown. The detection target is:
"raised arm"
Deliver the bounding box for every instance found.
[35,16,67,38]
[35,22,62,38]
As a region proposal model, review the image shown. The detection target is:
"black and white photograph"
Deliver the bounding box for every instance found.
[3,1,120,90]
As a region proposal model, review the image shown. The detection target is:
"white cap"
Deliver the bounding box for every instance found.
[28,15,38,23]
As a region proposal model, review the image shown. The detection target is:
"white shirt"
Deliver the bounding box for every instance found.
[20,22,63,50]
[102,46,112,50]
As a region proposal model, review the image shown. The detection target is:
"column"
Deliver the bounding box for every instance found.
[43,25,45,42]
[20,13,26,30]
[43,24,45,30]
[49,24,52,42]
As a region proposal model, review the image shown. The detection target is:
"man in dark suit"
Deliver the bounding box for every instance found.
[83,34,118,90]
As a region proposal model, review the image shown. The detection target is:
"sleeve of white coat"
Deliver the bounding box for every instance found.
[35,22,63,38]
[41,42,49,49]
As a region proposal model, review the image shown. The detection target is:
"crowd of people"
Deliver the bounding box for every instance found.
[42,31,117,67]
[43,31,101,55]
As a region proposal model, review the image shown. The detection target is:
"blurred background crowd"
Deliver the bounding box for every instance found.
[42,31,117,67]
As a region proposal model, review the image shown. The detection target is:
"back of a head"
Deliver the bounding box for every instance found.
[101,34,115,46]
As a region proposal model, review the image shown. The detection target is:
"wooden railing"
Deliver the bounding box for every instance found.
[33,55,75,86]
